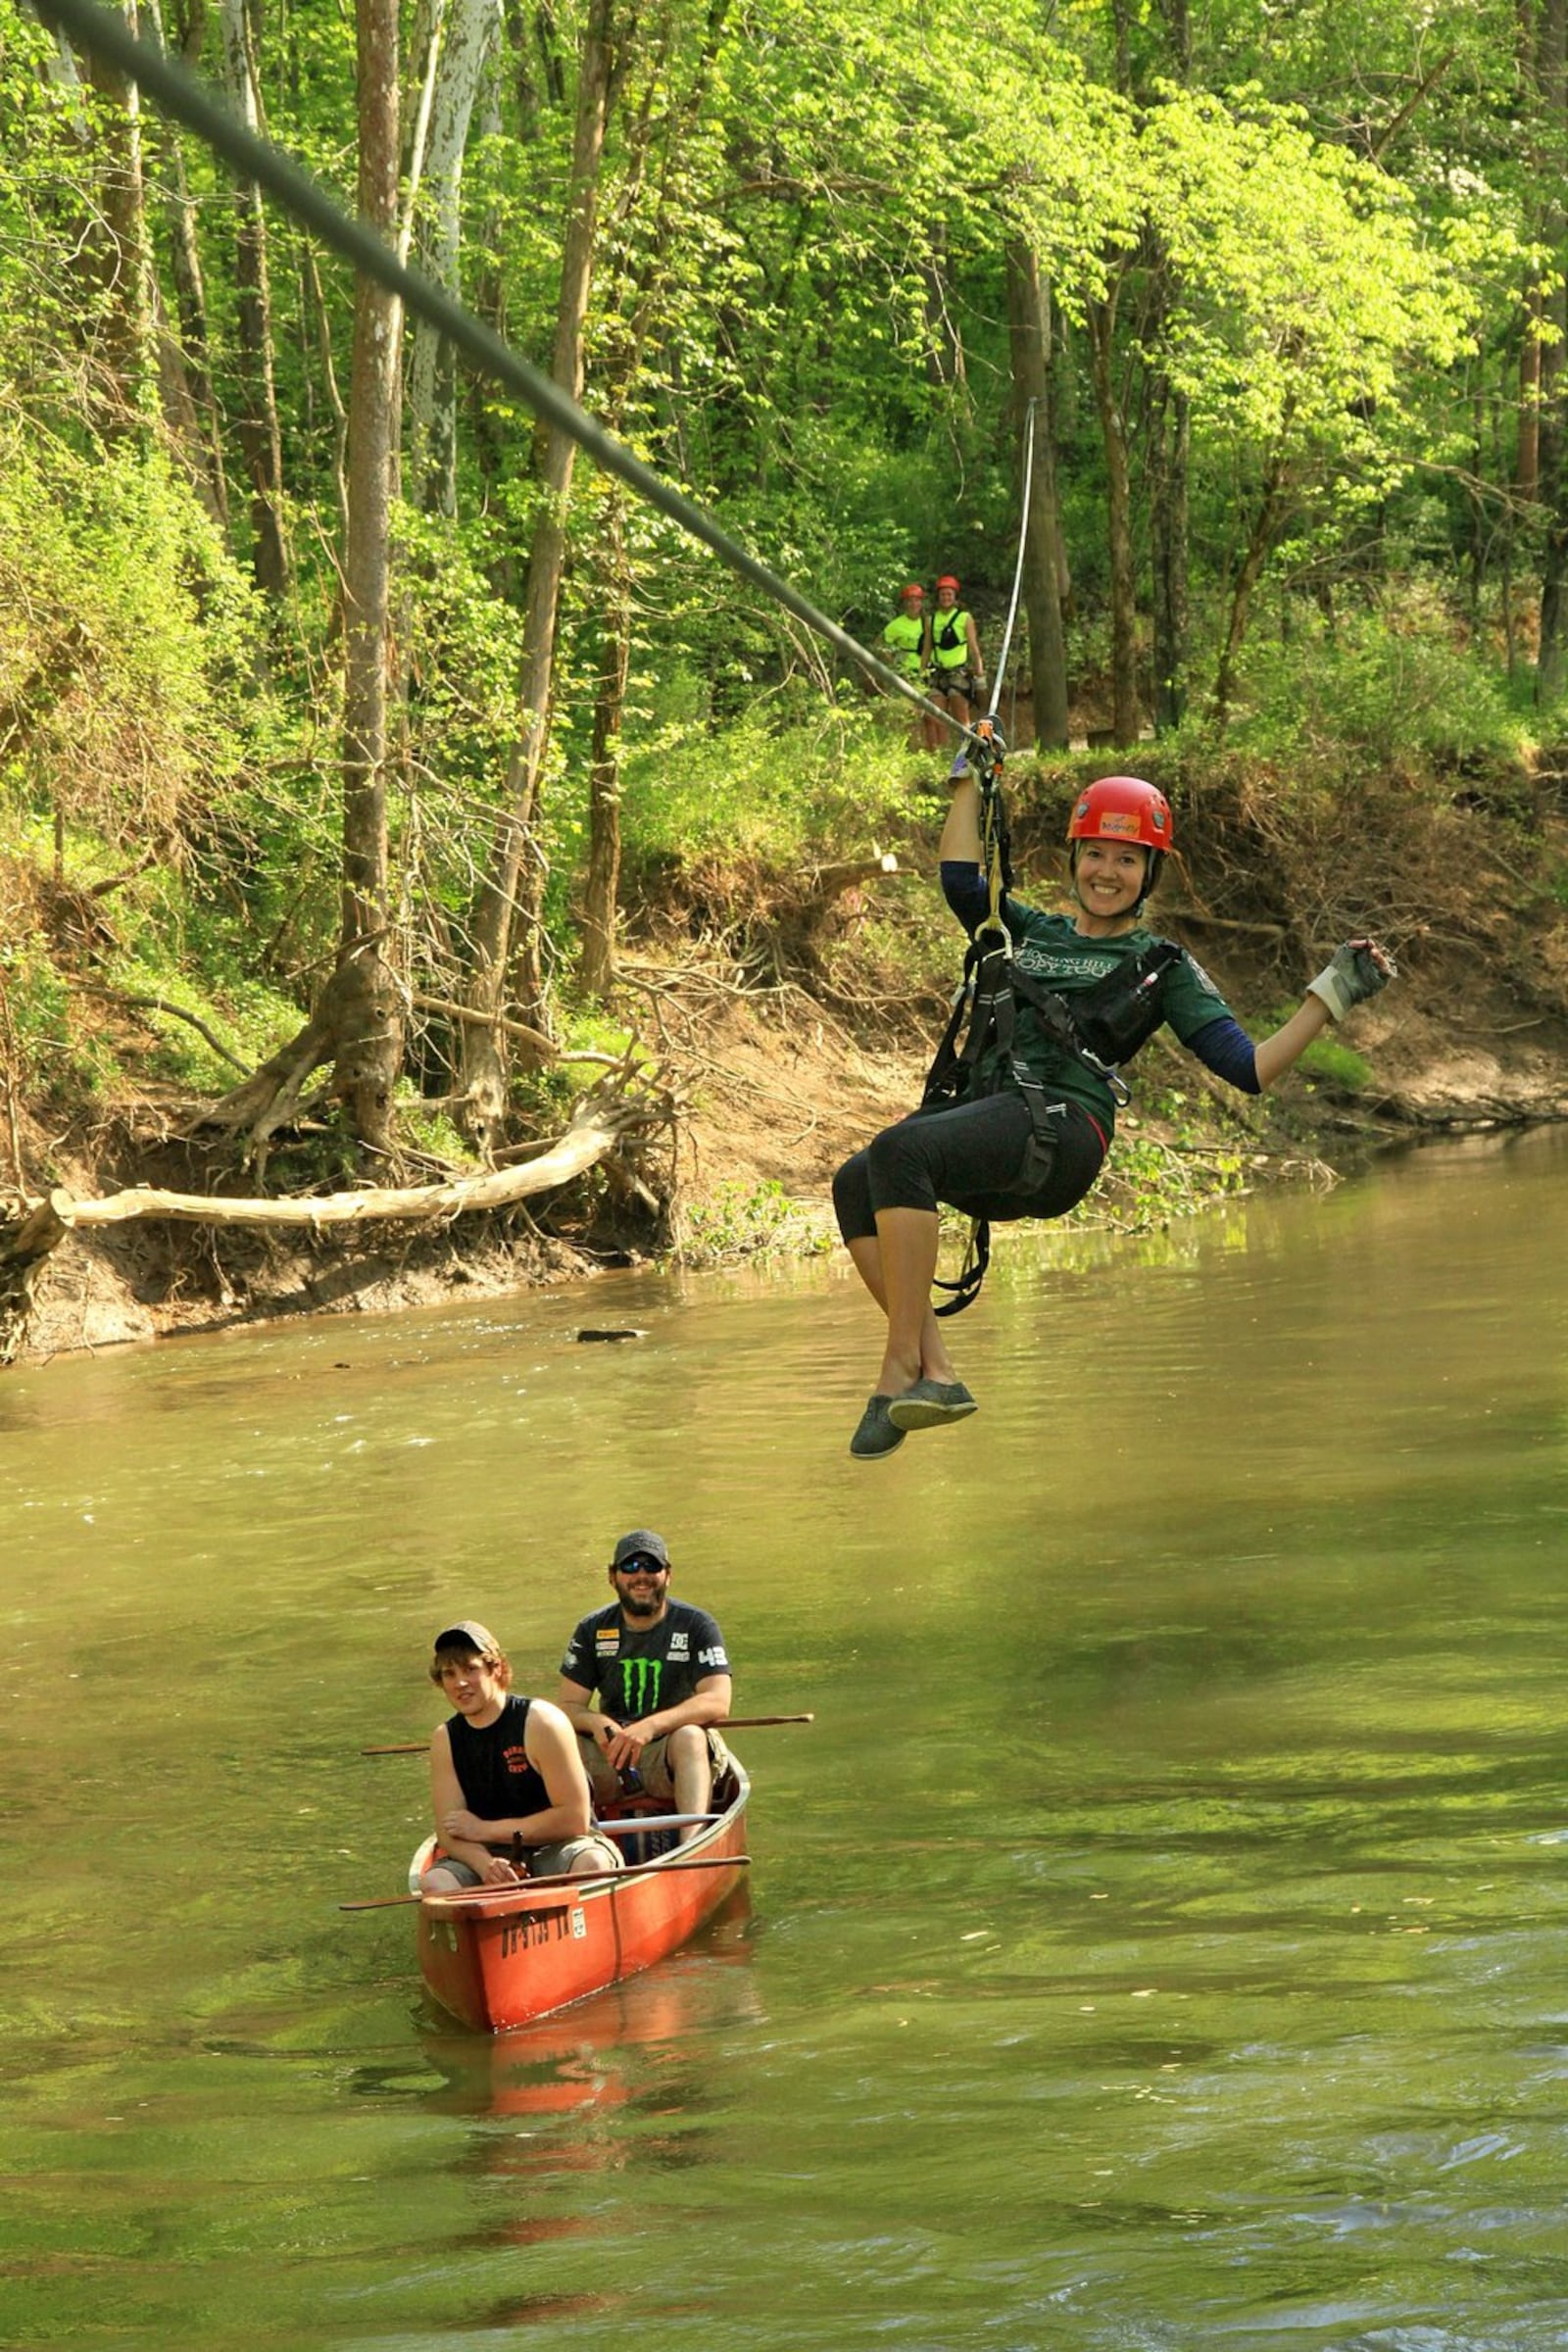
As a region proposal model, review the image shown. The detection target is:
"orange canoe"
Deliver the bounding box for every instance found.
[409,1754,751,2032]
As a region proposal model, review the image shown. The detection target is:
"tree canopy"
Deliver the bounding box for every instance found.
[0,0,1558,1173]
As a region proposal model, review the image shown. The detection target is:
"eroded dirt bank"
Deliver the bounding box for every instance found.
[9,761,1568,1363]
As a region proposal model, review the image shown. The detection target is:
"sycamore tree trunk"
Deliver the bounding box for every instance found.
[460,0,621,1147]
[218,0,290,595]
[579,491,632,998]
[1086,281,1141,746]
[335,0,406,1153]
[408,0,504,515]
[1004,236,1069,750]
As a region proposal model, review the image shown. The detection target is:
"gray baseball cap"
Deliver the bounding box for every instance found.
[611,1530,670,1571]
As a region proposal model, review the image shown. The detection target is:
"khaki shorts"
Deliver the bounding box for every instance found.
[578,1727,732,1811]
[432,1833,622,1886]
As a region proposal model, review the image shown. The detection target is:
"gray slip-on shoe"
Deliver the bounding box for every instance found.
[887,1377,979,1432]
[849,1394,906,1458]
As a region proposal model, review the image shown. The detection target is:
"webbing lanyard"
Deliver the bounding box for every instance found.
[934,738,1010,1318]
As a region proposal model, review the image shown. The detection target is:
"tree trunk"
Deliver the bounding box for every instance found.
[1519,289,1544,505]
[1211,449,1292,726]
[1535,0,1568,700]
[1539,462,1568,704]
[579,492,632,998]
[921,222,967,393]
[408,0,504,515]
[1086,284,1140,746]
[461,0,621,1146]
[1148,369,1190,733]
[144,0,229,522]
[218,0,290,595]
[573,4,728,996]
[78,0,157,426]
[1003,237,1069,749]
[335,0,406,1154]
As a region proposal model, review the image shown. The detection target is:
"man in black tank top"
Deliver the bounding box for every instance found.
[419,1620,621,1893]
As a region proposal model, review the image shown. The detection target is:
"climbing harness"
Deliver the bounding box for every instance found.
[919,913,1183,1316]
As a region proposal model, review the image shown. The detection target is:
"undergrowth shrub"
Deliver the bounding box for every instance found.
[1226,593,1527,776]
[618,700,917,867]
[0,421,266,849]
[1297,1034,1371,1090]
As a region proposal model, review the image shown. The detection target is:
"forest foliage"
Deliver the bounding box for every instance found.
[0,0,1564,1183]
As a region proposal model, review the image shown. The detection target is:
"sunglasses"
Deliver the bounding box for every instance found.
[614,1557,666,1576]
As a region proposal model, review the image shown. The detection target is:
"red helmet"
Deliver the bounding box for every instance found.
[1067,775,1173,856]
[936,574,960,592]
[901,582,924,601]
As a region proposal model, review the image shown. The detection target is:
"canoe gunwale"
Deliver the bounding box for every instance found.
[410,1754,753,2031]
[412,1760,748,1913]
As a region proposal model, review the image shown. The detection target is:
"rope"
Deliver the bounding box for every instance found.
[32,0,968,743]
[986,398,1036,729]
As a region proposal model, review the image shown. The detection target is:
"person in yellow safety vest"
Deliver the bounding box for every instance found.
[882,583,942,751]
[883,583,929,680]
[928,574,986,766]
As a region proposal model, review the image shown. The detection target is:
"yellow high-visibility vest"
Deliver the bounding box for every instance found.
[883,612,925,678]
[931,607,974,669]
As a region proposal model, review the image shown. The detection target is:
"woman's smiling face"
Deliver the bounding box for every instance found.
[1070,839,1150,933]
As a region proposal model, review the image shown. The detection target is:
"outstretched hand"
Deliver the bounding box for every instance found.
[1306,937,1396,1022]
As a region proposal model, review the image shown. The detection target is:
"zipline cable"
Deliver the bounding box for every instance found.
[985,397,1035,733]
[968,395,1036,930]
[929,401,1036,1320]
[32,0,974,744]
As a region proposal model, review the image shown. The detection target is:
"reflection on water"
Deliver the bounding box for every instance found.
[4,1130,1568,2347]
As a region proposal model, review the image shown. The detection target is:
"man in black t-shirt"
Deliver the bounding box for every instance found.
[558,1529,733,1834]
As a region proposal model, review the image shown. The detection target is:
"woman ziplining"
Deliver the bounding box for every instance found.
[831,765,1396,1460]
[31,10,1399,1453]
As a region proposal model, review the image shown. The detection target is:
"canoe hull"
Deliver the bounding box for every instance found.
[414,1760,751,2033]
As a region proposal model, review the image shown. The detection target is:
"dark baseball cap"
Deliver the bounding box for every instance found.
[611,1530,670,1572]
[432,1619,502,1655]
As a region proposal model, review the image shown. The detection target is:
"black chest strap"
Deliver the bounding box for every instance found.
[920,932,1184,1315]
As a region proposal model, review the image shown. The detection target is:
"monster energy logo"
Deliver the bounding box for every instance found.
[618,1657,662,1716]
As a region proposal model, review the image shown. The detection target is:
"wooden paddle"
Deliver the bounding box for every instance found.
[340,1852,751,1911]
[360,1713,813,1756]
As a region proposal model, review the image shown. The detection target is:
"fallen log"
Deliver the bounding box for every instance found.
[807,851,900,901]
[0,1090,662,1293]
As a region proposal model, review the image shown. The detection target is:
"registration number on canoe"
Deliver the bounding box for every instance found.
[499,1904,589,1957]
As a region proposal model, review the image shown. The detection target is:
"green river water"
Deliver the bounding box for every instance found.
[4,1128,1568,2351]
